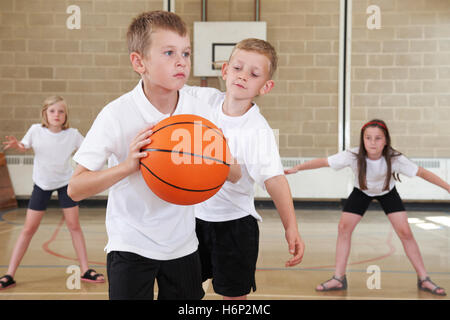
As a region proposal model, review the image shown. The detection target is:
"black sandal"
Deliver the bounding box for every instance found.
[0,275,16,290]
[81,269,105,283]
[316,275,347,292]
[417,277,446,296]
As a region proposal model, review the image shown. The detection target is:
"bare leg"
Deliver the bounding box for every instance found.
[387,211,445,295]
[316,212,362,291]
[6,209,45,277]
[63,206,104,281]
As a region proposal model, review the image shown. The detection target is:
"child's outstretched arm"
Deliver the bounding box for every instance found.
[416,167,450,193]
[2,136,28,152]
[265,175,305,267]
[284,158,329,175]
[68,126,153,201]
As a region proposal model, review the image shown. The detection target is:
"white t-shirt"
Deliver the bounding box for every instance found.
[182,85,284,222]
[73,80,216,260]
[21,124,83,190]
[327,147,419,196]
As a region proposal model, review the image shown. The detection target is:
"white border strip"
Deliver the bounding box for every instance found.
[338,0,345,151]
[345,0,352,150]
[338,0,352,151]
[163,0,176,12]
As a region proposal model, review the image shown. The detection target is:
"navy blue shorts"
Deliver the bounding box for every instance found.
[343,187,405,216]
[196,215,259,297]
[28,184,78,211]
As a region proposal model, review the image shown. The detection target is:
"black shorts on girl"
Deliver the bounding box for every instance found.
[196,215,259,298]
[343,187,406,216]
[28,184,78,211]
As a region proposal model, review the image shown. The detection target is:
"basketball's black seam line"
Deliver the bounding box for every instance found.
[142,148,230,166]
[151,120,227,146]
[139,161,225,193]
[153,121,221,136]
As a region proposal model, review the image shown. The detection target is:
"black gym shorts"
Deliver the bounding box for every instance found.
[106,250,204,300]
[196,215,259,297]
[28,184,78,211]
[343,187,406,216]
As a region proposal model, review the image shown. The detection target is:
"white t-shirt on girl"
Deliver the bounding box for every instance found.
[181,85,284,222]
[327,147,419,197]
[73,80,216,261]
[21,124,84,190]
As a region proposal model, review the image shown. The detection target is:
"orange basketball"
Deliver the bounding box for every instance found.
[139,114,231,205]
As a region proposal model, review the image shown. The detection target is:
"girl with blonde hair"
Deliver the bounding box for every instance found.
[1,96,104,290]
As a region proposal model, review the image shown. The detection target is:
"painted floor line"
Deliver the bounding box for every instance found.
[0,292,108,296]
[0,292,439,300]
[1,265,449,275]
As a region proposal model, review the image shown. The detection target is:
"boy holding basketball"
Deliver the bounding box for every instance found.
[68,11,240,300]
[182,38,305,300]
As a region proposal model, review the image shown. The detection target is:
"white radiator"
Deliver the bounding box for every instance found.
[4,155,450,201]
[5,155,108,197]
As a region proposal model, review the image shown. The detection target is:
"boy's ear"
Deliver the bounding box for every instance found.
[259,79,275,96]
[221,62,228,80]
[130,52,145,75]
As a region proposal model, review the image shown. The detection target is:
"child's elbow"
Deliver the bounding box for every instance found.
[67,183,81,202]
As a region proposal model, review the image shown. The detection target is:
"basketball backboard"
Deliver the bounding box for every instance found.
[193,21,267,77]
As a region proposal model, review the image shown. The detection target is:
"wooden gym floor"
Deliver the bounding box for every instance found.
[0,205,449,300]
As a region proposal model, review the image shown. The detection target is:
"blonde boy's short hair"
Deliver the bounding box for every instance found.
[127,10,187,57]
[41,95,69,130]
[230,38,278,78]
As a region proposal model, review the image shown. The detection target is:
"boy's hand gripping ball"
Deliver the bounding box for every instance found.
[140,114,231,205]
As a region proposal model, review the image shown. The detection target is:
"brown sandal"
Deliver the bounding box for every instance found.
[0,275,16,290]
[81,269,105,283]
[316,275,347,291]
[417,277,446,296]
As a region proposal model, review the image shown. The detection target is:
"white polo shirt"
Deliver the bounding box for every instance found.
[21,124,83,190]
[182,86,284,222]
[73,80,216,260]
[328,147,419,196]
